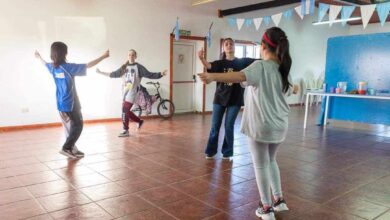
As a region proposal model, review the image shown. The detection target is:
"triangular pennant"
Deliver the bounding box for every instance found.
[236,18,245,30]
[207,31,211,48]
[174,18,180,41]
[272,13,283,27]
[263,16,271,26]
[283,9,293,19]
[309,0,315,14]
[329,5,342,26]
[295,6,304,19]
[360,4,376,29]
[245,18,253,27]
[376,2,390,26]
[318,3,330,22]
[341,6,356,26]
[227,18,236,27]
[253,18,263,30]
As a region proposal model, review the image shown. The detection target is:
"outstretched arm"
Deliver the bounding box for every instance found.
[86,50,110,68]
[139,65,167,79]
[96,68,112,77]
[198,71,246,84]
[198,48,211,69]
[34,50,47,65]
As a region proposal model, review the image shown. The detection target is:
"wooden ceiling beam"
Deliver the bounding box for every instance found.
[218,0,301,18]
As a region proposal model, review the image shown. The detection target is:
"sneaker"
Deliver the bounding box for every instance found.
[205,154,215,159]
[72,146,85,158]
[273,198,289,212]
[118,130,129,137]
[137,120,144,129]
[222,155,231,160]
[59,149,77,159]
[255,204,275,220]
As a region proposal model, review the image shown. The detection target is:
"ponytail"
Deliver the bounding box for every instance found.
[262,27,292,93]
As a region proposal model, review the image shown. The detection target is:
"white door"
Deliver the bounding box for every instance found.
[173,42,196,113]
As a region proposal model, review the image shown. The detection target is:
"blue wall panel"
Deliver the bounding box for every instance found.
[325,33,390,125]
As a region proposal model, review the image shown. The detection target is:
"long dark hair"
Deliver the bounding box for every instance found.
[119,49,137,74]
[50,42,67,68]
[220,38,234,60]
[262,27,292,93]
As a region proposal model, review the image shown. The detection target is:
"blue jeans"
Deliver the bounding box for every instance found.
[205,104,241,157]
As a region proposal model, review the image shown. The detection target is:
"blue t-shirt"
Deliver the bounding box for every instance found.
[45,63,87,112]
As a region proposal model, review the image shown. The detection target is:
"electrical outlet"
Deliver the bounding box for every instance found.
[21,108,29,113]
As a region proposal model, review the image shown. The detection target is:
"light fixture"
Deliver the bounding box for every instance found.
[312,17,362,25]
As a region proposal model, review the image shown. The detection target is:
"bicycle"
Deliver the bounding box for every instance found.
[131,82,175,119]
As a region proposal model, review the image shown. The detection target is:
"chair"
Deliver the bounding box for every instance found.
[300,75,324,106]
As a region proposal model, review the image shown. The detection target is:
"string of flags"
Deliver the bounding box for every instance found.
[226,0,390,30]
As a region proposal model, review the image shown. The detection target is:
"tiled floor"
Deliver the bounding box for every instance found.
[0,106,389,220]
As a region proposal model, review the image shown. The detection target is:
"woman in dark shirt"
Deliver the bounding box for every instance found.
[198,38,257,159]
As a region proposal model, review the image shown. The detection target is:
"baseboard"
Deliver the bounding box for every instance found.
[0,114,162,133]
[328,119,390,132]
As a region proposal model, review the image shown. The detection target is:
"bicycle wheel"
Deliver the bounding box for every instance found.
[157,99,175,119]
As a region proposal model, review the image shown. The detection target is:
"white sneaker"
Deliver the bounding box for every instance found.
[205,154,215,159]
[273,198,289,212]
[118,130,129,137]
[255,206,275,220]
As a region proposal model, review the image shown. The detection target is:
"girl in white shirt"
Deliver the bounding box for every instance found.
[199,27,298,220]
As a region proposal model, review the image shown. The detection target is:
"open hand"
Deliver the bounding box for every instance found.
[293,84,299,94]
[103,50,110,58]
[34,50,41,59]
[162,70,168,76]
[197,48,205,59]
[197,72,213,84]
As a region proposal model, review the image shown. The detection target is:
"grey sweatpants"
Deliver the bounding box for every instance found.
[248,138,283,206]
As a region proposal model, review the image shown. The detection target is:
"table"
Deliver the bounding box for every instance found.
[303,92,390,129]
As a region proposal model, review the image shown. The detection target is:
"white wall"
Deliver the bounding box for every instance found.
[1,0,384,127]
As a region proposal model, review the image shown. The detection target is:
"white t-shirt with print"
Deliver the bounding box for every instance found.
[123,64,141,103]
[241,60,292,143]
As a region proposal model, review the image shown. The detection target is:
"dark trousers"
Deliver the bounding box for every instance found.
[122,101,141,130]
[60,108,83,151]
[205,104,241,157]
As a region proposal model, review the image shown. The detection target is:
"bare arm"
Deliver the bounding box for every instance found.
[198,48,211,69]
[96,68,111,77]
[34,50,47,65]
[198,71,246,84]
[86,50,110,68]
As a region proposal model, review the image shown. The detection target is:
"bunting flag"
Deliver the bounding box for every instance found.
[376,2,390,26]
[283,8,293,19]
[253,17,263,30]
[263,16,271,26]
[245,18,253,27]
[227,18,236,27]
[272,13,283,27]
[301,0,315,16]
[295,6,304,20]
[236,18,245,30]
[361,4,377,29]
[206,22,213,48]
[318,3,330,22]
[341,6,356,26]
[329,5,342,26]
[174,17,180,41]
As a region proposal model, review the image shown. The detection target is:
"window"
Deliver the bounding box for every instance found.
[221,39,261,59]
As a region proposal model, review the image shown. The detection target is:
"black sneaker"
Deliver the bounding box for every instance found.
[255,202,275,220]
[72,146,85,158]
[273,198,289,212]
[59,149,77,159]
[137,120,144,129]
